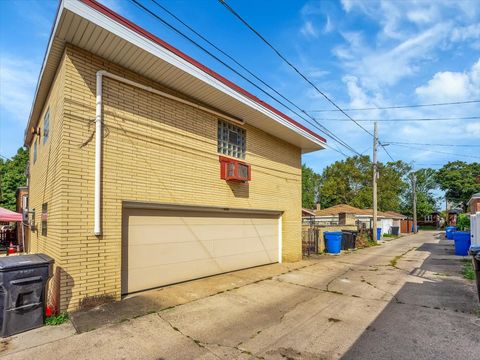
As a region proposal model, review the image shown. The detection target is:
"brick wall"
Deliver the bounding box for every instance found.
[27,52,67,312]
[28,45,304,311]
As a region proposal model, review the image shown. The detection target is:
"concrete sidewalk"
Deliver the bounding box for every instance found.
[1,231,479,359]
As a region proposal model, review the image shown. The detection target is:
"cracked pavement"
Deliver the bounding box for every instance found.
[2,231,480,360]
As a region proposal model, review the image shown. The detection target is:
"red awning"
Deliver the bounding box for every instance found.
[0,207,22,222]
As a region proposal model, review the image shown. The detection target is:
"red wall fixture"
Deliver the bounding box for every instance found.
[219,156,251,182]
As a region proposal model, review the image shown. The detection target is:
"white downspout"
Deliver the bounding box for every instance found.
[93,70,244,236]
[94,70,105,236]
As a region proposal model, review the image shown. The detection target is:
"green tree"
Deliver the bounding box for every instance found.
[302,164,321,209]
[436,161,480,211]
[377,161,411,211]
[319,155,371,209]
[401,168,438,217]
[318,156,410,212]
[0,148,29,210]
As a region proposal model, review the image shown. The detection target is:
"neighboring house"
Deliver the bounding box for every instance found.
[468,193,480,214]
[418,211,441,228]
[302,208,316,217]
[24,0,326,312]
[307,204,407,234]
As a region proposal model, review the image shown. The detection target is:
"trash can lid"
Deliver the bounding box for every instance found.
[470,245,480,256]
[0,254,54,272]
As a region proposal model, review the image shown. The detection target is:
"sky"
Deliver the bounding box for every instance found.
[1,0,479,176]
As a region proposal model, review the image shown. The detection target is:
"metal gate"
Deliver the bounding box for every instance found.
[302,226,319,256]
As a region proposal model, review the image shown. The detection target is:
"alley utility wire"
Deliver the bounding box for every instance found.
[129,0,358,157]
[147,0,356,156]
[217,0,395,162]
[316,116,480,122]
[390,144,480,160]
[384,141,480,148]
[308,99,480,112]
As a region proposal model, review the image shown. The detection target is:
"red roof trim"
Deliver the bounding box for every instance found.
[79,0,326,143]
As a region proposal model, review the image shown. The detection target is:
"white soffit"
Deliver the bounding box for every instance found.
[25,0,327,153]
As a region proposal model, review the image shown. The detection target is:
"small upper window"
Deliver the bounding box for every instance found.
[33,140,38,164]
[217,120,246,159]
[43,109,50,144]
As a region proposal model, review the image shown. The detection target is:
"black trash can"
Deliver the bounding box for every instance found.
[470,246,480,302]
[391,226,400,236]
[342,231,357,250]
[0,254,54,337]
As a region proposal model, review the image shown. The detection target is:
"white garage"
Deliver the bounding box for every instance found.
[122,204,281,294]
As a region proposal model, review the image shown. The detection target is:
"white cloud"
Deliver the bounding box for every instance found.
[300,20,318,38]
[415,58,480,102]
[336,23,450,90]
[324,15,333,33]
[466,122,480,137]
[309,69,329,78]
[451,23,480,48]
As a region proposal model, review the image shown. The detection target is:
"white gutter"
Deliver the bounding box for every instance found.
[93,70,245,235]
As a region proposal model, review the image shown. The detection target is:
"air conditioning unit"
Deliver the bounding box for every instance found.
[219,156,251,182]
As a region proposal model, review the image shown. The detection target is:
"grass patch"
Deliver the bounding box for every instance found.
[419,225,437,231]
[383,234,399,238]
[45,312,69,326]
[390,255,402,267]
[462,261,475,280]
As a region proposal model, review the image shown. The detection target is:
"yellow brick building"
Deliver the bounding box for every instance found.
[25,0,325,312]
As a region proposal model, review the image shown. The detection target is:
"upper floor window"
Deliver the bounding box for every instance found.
[43,109,50,144]
[33,139,38,164]
[217,120,246,159]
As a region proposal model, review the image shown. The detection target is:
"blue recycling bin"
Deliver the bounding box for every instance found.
[445,226,457,240]
[453,231,471,256]
[324,232,342,254]
[377,228,382,240]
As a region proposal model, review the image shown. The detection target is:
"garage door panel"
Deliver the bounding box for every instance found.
[128,258,222,293]
[214,250,277,270]
[192,224,259,240]
[129,224,196,245]
[251,224,278,236]
[123,209,280,294]
[213,235,277,258]
[126,240,215,268]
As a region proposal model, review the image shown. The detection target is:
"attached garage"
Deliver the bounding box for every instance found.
[122,204,281,294]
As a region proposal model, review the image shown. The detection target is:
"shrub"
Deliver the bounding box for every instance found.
[457,213,470,231]
[45,312,69,326]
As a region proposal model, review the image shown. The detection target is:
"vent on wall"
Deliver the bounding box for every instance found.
[219,156,251,182]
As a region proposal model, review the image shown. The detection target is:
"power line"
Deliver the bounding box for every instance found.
[218,1,372,137]
[385,141,480,147]
[413,163,445,166]
[146,0,357,156]
[308,99,480,112]
[129,0,359,156]
[218,0,395,161]
[391,144,480,160]
[316,116,480,122]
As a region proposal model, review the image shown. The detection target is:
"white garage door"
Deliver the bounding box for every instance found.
[122,208,280,294]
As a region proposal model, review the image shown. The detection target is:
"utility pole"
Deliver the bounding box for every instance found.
[412,174,417,233]
[372,122,378,242]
